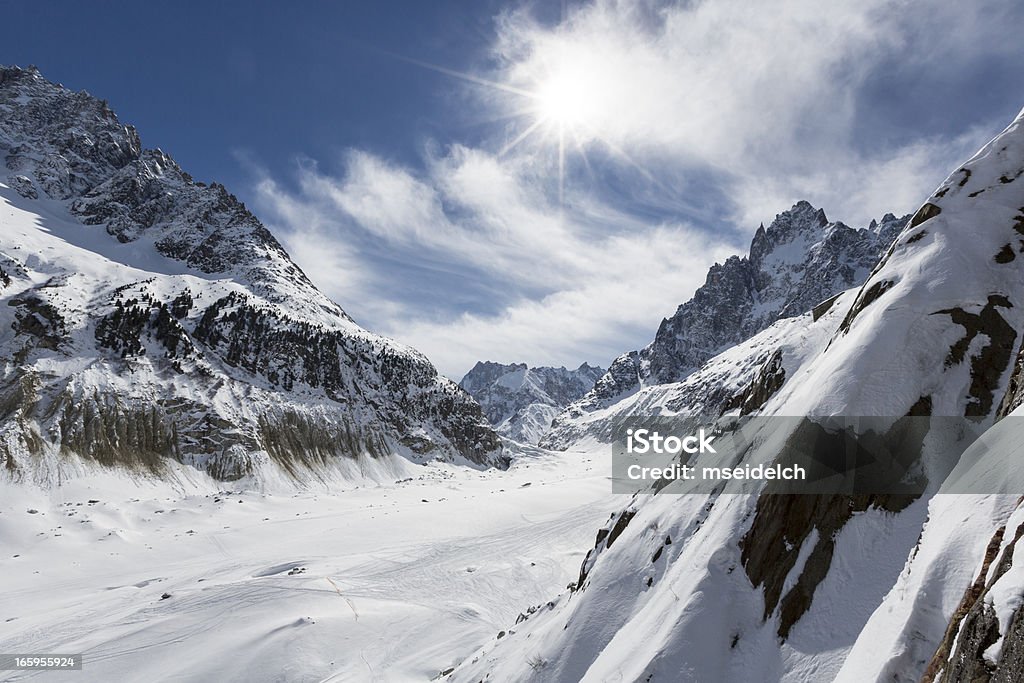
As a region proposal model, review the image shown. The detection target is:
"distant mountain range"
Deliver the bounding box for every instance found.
[462,202,909,449]
[459,361,605,444]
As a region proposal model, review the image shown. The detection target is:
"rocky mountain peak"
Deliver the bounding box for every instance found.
[542,202,909,447]
[0,64,335,323]
[749,200,828,266]
[0,67,502,483]
[650,201,906,385]
[1,65,142,185]
[459,361,528,393]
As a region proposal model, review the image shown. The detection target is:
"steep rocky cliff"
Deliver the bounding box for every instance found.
[0,66,502,485]
[543,201,908,449]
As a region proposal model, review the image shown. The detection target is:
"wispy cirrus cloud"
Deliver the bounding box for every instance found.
[250,145,737,378]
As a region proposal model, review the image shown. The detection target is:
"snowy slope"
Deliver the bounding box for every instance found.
[830,108,1024,683]
[543,202,907,450]
[0,66,502,486]
[450,107,1024,682]
[0,447,617,682]
[460,361,605,444]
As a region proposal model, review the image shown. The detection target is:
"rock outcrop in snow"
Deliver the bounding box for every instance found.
[451,107,1024,682]
[459,361,605,444]
[0,65,502,485]
[543,202,908,449]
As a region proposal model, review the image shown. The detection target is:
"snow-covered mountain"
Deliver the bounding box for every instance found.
[450,107,1024,682]
[543,202,908,450]
[0,65,503,486]
[459,361,605,444]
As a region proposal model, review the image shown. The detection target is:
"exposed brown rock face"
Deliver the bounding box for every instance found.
[741,492,917,640]
[921,524,1006,683]
[933,295,1017,418]
[928,516,1024,682]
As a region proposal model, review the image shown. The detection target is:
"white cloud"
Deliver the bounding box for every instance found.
[247,0,1024,379]
[251,145,737,379]
[316,152,448,244]
[491,0,1019,225]
[729,126,998,228]
[394,226,736,377]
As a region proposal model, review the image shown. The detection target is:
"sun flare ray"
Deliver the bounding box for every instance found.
[500,118,545,157]
[398,50,648,211]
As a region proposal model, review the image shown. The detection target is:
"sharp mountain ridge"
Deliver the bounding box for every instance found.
[0,65,503,486]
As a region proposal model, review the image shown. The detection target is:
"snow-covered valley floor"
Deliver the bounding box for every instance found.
[0,450,616,682]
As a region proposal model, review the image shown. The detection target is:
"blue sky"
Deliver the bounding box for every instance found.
[3,1,1024,378]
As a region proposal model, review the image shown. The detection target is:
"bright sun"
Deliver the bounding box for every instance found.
[535,72,591,128]
[408,53,615,204]
[532,66,603,133]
